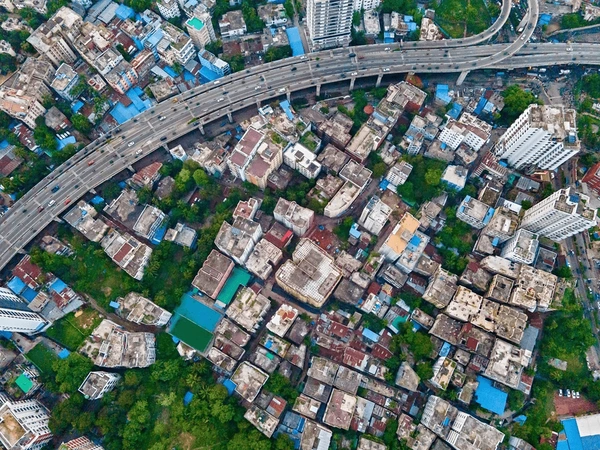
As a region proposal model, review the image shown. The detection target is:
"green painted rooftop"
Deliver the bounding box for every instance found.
[187,17,205,30]
[15,373,34,393]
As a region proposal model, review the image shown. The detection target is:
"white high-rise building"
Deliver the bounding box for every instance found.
[78,371,121,400]
[493,105,580,170]
[0,398,52,450]
[359,196,392,234]
[521,188,597,241]
[306,0,353,50]
[185,10,215,48]
[501,228,539,265]
[352,0,380,10]
[0,288,47,334]
[157,0,181,19]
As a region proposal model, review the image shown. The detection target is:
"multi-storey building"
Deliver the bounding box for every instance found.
[198,49,231,77]
[273,198,315,236]
[104,60,138,95]
[158,21,196,65]
[26,7,81,67]
[306,0,353,50]
[0,58,54,128]
[218,10,247,38]
[185,10,215,47]
[59,437,104,450]
[520,187,597,241]
[0,287,47,334]
[456,195,495,230]
[359,196,392,235]
[438,112,491,151]
[283,143,322,179]
[78,371,121,400]
[501,228,539,265]
[156,0,180,19]
[353,0,380,11]
[50,63,79,101]
[0,398,52,449]
[493,105,580,170]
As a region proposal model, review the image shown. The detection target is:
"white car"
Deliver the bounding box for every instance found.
[47,200,56,207]
[384,47,391,51]
[383,67,390,72]
[558,389,563,397]
[566,389,572,397]
[300,55,306,60]
[214,80,220,85]
[255,85,262,91]
[128,141,135,147]
[278,87,286,93]
[217,97,224,103]
[135,149,142,155]
[350,72,357,76]
[575,391,580,398]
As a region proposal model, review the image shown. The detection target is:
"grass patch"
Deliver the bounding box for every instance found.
[45,307,102,351]
[434,0,492,38]
[26,343,59,375]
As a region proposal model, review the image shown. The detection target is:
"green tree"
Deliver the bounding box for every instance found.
[242,2,265,32]
[507,389,525,411]
[372,162,387,178]
[415,361,434,379]
[53,353,93,394]
[50,143,77,165]
[499,85,542,125]
[284,0,295,18]
[352,10,361,26]
[71,114,93,134]
[0,53,17,74]
[425,168,442,186]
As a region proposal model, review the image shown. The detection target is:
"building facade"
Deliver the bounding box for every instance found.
[0,398,52,449]
[520,188,597,241]
[0,288,47,334]
[306,0,353,50]
[493,105,580,170]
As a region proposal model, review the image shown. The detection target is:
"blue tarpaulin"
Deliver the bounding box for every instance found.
[71,101,84,113]
[286,27,305,56]
[447,103,462,120]
[91,196,104,204]
[183,391,194,406]
[473,96,488,115]
[439,341,451,357]
[109,301,120,308]
[58,349,70,359]
[538,13,551,26]
[57,136,76,150]
[222,379,236,395]
[362,328,379,342]
[475,376,507,415]
[435,84,451,104]
[280,100,294,121]
[0,331,12,339]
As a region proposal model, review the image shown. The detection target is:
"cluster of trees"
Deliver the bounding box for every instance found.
[497,85,542,125]
[0,53,16,75]
[242,0,265,32]
[262,177,317,214]
[580,73,600,99]
[42,335,294,450]
[264,45,292,63]
[395,155,446,206]
[337,90,371,132]
[560,12,594,29]
[33,117,58,151]
[385,322,434,381]
[123,0,153,13]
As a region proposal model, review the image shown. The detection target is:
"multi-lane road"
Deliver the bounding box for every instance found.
[0,0,598,271]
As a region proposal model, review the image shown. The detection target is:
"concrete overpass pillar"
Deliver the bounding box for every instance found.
[127,165,135,172]
[256,98,261,108]
[90,188,97,194]
[286,91,291,102]
[456,70,470,86]
[16,248,26,254]
[316,84,321,97]
[227,112,233,123]
[52,217,63,224]
[198,123,205,135]
[376,73,383,87]
[349,77,356,91]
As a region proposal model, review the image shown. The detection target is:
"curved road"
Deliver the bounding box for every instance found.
[0,0,591,271]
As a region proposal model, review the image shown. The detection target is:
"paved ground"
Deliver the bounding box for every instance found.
[554,393,599,416]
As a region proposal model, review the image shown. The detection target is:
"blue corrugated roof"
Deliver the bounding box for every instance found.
[350,223,362,239]
[7,277,26,295]
[109,301,120,308]
[435,84,451,104]
[22,288,38,302]
[562,418,584,450]
[91,196,104,204]
[409,235,421,247]
[280,100,294,121]
[447,103,462,120]
[58,348,70,359]
[483,207,495,225]
[474,376,507,415]
[115,4,134,19]
[473,96,488,115]
[164,66,178,78]
[286,27,305,56]
[362,328,380,342]
[183,391,194,406]
[539,13,552,26]
[380,179,389,190]
[49,278,68,294]
[200,66,220,82]
[57,136,76,150]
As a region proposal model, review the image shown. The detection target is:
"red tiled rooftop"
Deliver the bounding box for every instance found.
[113,243,133,263]
[13,255,43,288]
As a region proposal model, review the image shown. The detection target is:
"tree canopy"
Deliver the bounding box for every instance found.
[498,85,542,125]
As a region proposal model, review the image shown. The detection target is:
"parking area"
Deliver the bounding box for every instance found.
[554,393,599,416]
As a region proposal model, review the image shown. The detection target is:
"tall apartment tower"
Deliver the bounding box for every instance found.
[521,188,597,241]
[0,398,52,449]
[306,0,353,50]
[0,287,47,334]
[493,105,579,170]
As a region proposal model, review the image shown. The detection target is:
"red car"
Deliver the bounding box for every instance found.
[88,160,95,166]
[64,199,71,205]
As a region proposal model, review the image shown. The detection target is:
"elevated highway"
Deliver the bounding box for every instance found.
[0,0,595,272]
